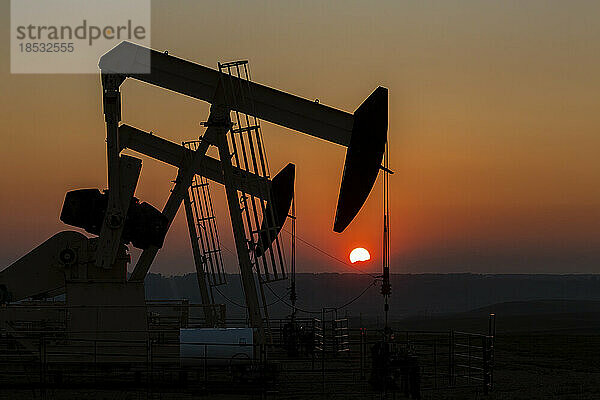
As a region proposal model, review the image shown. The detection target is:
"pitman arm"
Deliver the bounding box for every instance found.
[118,124,273,200]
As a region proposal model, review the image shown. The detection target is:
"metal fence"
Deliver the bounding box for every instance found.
[0,303,495,398]
[0,329,494,398]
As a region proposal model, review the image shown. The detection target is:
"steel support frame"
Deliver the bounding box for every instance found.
[119,121,271,331]
[209,104,265,342]
[98,68,267,342]
[122,105,265,340]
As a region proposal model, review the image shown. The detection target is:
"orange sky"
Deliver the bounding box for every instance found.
[1,0,599,274]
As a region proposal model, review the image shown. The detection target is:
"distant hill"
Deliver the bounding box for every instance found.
[465,299,600,317]
[144,273,600,324]
[397,299,600,334]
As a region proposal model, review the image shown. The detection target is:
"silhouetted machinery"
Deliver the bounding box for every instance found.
[370,338,421,398]
[61,189,169,249]
[0,42,387,358]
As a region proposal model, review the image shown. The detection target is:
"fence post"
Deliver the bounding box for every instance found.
[360,329,365,380]
[488,313,496,391]
[321,337,325,395]
[467,335,471,385]
[483,336,489,395]
[449,331,455,387]
[39,336,46,400]
[261,343,266,395]
[149,338,153,389]
[312,341,315,371]
[146,338,150,393]
[433,337,437,389]
[311,318,315,370]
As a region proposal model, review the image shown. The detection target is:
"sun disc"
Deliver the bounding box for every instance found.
[349,247,370,263]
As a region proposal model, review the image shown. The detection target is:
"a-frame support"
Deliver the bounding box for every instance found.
[209,104,265,343]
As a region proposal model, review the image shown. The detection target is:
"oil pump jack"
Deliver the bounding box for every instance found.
[0,42,388,347]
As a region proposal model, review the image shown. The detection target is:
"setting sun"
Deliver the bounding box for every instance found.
[349,247,371,263]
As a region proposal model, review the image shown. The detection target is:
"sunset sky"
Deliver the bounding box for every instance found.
[1,0,599,275]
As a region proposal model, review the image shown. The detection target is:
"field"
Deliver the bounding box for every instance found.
[2,300,600,399]
[407,301,600,399]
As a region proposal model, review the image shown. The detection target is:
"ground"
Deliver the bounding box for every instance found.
[3,307,600,399]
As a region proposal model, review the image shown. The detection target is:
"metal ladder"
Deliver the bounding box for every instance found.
[184,140,227,287]
[218,60,287,284]
[218,60,289,342]
[183,140,227,326]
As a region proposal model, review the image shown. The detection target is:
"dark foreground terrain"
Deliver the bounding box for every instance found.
[2,299,600,399]
[409,300,600,399]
